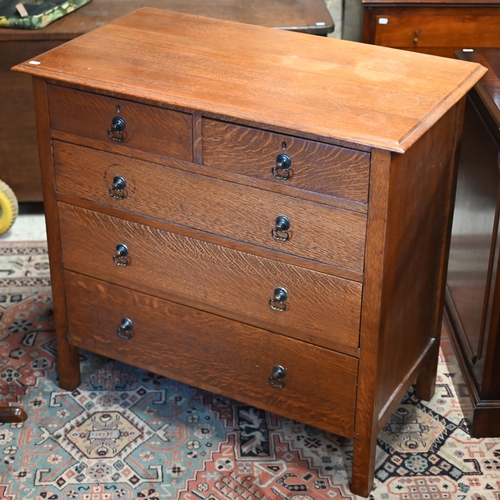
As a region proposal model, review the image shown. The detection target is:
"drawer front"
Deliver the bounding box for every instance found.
[54,142,367,273]
[202,119,370,203]
[58,203,362,355]
[48,85,192,161]
[373,8,500,49]
[64,271,358,438]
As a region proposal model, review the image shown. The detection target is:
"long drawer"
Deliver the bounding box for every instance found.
[202,118,370,203]
[58,203,362,355]
[54,141,367,273]
[48,85,193,161]
[64,271,358,438]
[371,8,500,50]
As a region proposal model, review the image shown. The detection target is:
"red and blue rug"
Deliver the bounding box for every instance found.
[0,241,499,500]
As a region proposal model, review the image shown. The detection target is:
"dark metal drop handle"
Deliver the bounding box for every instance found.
[109,175,127,200]
[269,365,286,388]
[117,317,134,340]
[272,215,290,242]
[108,116,126,142]
[269,287,287,312]
[272,153,292,180]
[113,243,130,267]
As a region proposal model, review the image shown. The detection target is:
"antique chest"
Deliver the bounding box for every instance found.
[13,9,485,496]
[362,0,500,58]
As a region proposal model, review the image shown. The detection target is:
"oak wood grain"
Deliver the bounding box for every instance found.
[64,271,357,437]
[58,203,363,355]
[31,78,81,390]
[54,191,365,283]
[53,141,367,274]
[351,148,391,497]
[48,85,192,162]
[202,119,370,204]
[375,105,462,408]
[51,129,368,213]
[13,8,486,153]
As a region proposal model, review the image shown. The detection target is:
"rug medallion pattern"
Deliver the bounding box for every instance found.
[1,241,500,499]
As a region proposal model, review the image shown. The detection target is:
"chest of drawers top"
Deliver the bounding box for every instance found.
[14,7,484,153]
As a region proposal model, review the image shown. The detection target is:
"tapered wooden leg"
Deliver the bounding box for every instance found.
[57,343,81,391]
[351,428,378,498]
[415,336,440,401]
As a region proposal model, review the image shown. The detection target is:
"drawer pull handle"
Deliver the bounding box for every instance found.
[272,215,290,242]
[113,243,130,267]
[269,365,286,388]
[273,153,292,180]
[109,175,127,200]
[269,287,287,312]
[117,317,134,340]
[108,116,127,142]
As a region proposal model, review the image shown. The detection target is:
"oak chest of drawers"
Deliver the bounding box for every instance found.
[14,9,485,497]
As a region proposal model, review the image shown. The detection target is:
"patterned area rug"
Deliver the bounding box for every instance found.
[1,241,500,500]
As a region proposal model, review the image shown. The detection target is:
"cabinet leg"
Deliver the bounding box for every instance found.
[350,429,377,498]
[415,338,440,401]
[57,344,81,391]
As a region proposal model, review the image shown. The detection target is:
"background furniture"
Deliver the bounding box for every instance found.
[0,0,334,203]
[15,8,484,496]
[444,48,500,437]
[0,402,27,423]
[362,0,500,57]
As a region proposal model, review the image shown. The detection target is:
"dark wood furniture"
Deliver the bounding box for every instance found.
[362,1,500,58]
[14,9,484,496]
[444,48,500,437]
[0,402,27,423]
[0,0,334,203]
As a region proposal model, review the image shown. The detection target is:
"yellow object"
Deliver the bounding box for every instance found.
[0,180,18,235]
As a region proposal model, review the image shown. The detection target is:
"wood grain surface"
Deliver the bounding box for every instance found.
[48,85,192,161]
[13,8,486,152]
[31,78,81,390]
[58,203,363,355]
[64,271,358,438]
[202,119,370,203]
[53,141,367,274]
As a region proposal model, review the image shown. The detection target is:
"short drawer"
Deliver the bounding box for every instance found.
[54,142,366,273]
[372,8,500,49]
[47,85,192,161]
[202,119,370,203]
[58,203,362,355]
[64,271,358,438]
